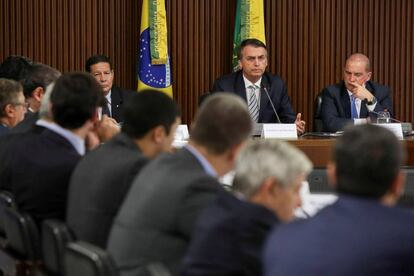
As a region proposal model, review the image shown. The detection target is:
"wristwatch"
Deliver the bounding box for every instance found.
[366,97,377,105]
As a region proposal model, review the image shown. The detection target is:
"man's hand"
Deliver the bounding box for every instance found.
[95,115,120,142]
[348,81,374,101]
[295,113,306,135]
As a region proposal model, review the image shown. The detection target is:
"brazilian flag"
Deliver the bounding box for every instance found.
[233,0,266,71]
[137,0,173,97]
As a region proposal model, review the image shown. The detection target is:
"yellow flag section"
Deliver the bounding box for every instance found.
[232,0,266,71]
[137,0,173,97]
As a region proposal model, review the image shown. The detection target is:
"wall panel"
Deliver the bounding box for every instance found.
[1,0,413,128]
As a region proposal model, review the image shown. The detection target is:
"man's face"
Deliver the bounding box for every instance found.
[90,62,114,95]
[343,60,371,92]
[238,45,268,83]
[268,176,304,222]
[10,91,27,127]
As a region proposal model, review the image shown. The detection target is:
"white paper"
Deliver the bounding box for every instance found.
[261,123,297,139]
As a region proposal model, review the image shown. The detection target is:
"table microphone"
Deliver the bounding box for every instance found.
[261,84,281,123]
[362,99,402,123]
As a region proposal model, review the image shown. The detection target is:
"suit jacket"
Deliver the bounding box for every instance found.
[67,133,149,248]
[107,148,223,276]
[264,195,414,276]
[110,85,135,123]
[212,71,296,123]
[321,80,393,132]
[0,124,9,136]
[181,190,278,276]
[11,111,39,134]
[3,129,81,226]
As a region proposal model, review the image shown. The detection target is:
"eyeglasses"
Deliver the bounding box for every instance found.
[12,102,29,109]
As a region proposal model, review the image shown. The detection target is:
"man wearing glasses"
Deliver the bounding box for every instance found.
[0,78,26,136]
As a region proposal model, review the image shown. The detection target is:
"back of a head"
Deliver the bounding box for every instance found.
[23,63,61,98]
[122,90,180,139]
[50,73,103,129]
[85,55,112,72]
[334,124,405,198]
[0,55,33,81]
[190,93,252,154]
[0,78,23,118]
[233,139,312,198]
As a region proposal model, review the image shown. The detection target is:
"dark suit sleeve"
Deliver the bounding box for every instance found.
[373,86,393,116]
[321,88,351,132]
[211,79,224,92]
[177,178,220,238]
[276,82,296,123]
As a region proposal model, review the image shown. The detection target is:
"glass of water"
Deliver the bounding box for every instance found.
[376,111,391,124]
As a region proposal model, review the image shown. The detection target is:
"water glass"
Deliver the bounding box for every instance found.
[376,111,391,124]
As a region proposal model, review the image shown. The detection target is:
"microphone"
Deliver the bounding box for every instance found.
[261,84,281,123]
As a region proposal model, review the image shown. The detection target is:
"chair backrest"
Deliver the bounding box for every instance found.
[3,207,40,261]
[64,241,119,276]
[0,191,17,237]
[42,219,75,275]
[313,92,324,132]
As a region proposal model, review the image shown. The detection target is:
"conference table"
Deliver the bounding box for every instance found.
[286,136,414,168]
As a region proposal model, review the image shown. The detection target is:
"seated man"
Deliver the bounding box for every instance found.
[107,93,252,276]
[211,38,305,134]
[264,124,414,276]
[181,139,312,276]
[67,90,180,248]
[1,73,103,226]
[321,53,393,132]
[85,54,134,124]
[0,78,26,136]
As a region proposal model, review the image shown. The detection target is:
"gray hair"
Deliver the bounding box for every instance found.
[233,139,313,197]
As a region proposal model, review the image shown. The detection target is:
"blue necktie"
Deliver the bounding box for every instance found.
[351,95,358,119]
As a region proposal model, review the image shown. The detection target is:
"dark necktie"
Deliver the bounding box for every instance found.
[102,98,111,117]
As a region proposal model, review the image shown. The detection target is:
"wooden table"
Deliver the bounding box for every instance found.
[286,137,414,167]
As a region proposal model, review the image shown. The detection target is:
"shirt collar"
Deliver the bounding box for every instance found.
[36,119,85,155]
[185,144,217,177]
[243,75,262,90]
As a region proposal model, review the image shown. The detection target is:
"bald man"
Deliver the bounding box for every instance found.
[320,53,393,132]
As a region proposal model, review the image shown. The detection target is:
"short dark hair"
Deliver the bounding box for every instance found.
[51,72,103,129]
[0,55,33,81]
[191,93,252,154]
[23,63,61,98]
[237,39,267,60]
[85,55,113,72]
[334,124,405,198]
[0,78,23,117]
[122,90,180,139]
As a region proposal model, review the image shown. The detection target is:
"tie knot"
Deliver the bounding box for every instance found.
[351,95,356,101]
[249,85,257,90]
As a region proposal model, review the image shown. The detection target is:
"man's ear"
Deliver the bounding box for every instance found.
[366,71,372,82]
[327,161,337,189]
[152,125,166,144]
[32,87,45,102]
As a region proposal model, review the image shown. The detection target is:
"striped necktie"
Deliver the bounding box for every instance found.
[351,95,358,119]
[248,85,259,122]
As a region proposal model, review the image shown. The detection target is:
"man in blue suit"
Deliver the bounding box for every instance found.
[181,139,312,276]
[264,124,414,276]
[321,53,393,132]
[211,39,305,134]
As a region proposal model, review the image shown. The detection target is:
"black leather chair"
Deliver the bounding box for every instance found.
[0,191,17,246]
[42,220,75,275]
[313,91,324,132]
[64,241,119,276]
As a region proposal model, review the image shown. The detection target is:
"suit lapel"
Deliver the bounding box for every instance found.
[110,86,121,122]
[340,82,352,119]
[234,71,247,101]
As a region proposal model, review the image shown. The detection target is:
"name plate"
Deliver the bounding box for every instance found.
[374,123,404,139]
[174,124,189,140]
[261,124,297,139]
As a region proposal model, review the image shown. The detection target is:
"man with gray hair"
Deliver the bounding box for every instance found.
[180,139,312,276]
[107,93,252,276]
[0,78,26,136]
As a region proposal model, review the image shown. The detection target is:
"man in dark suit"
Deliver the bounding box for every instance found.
[0,73,103,226]
[181,139,312,276]
[66,90,180,248]
[107,93,252,276]
[264,124,414,276]
[211,38,305,134]
[0,78,26,136]
[321,53,393,132]
[86,54,134,124]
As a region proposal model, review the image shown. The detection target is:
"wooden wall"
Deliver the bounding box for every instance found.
[1,0,413,130]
